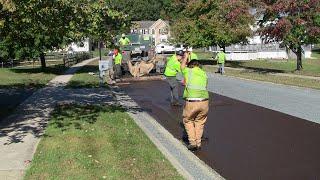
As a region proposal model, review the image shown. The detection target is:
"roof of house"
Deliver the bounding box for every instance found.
[132,19,169,29]
[132,21,156,29]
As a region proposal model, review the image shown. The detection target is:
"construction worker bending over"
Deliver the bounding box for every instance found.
[119,34,131,46]
[216,48,226,74]
[181,52,209,151]
[164,50,184,106]
[113,49,123,79]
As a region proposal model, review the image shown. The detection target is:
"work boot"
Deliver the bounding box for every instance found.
[187,144,197,152]
[171,101,182,106]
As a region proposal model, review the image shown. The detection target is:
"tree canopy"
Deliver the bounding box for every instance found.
[258,0,320,70]
[0,0,129,68]
[171,0,254,49]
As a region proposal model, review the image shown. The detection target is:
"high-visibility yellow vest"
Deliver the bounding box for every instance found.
[182,67,209,99]
[188,52,198,61]
[114,53,122,65]
[119,37,130,46]
[217,52,226,64]
[164,55,181,77]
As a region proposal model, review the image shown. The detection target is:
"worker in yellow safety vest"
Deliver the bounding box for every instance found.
[113,48,123,79]
[119,34,131,46]
[186,47,198,62]
[181,52,209,151]
[215,48,226,74]
[164,50,184,106]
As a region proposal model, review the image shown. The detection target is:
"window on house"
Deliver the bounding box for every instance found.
[152,29,155,34]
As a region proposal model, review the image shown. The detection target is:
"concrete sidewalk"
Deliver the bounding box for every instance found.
[0,58,111,180]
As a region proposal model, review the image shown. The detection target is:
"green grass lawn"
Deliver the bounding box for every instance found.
[25,104,183,180]
[67,60,101,88]
[197,49,320,77]
[92,49,110,58]
[224,58,320,77]
[204,66,320,90]
[0,65,67,88]
[194,49,214,60]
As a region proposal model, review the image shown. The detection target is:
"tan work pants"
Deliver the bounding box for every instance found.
[183,100,209,147]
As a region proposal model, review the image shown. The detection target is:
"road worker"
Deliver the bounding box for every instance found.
[216,48,226,74]
[113,48,123,79]
[181,52,209,151]
[164,50,184,106]
[119,33,131,46]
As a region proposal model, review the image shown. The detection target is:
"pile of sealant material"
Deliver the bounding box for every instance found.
[127,55,166,77]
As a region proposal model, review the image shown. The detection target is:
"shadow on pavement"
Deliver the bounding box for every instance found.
[9,65,67,75]
[0,86,114,145]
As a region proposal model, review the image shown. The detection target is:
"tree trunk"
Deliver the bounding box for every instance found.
[40,52,46,69]
[222,45,226,53]
[296,46,303,71]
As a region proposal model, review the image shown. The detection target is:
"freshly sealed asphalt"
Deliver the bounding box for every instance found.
[119,80,320,180]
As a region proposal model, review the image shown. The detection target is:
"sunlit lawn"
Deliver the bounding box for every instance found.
[204,65,320,90]
[25,104,182,180]
[0,65,67,88]
[199,49,320,77]
[67,60,101,88]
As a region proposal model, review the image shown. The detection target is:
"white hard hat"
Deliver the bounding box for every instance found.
[187,47,193,51]
[121,33,126,37]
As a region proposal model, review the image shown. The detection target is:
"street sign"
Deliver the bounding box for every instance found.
[99,60,112,71]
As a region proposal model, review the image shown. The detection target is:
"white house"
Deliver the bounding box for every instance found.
[68,38,91,52]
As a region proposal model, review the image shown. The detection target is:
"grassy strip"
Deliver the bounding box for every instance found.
[0,65,67,88]
[204,66,320,90]
[92,49,110,58]
[25,104,183,180]
[67,60,101,88]
[224,59,320,77]
[195,49,320,77]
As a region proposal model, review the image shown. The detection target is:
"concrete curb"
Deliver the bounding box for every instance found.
[112,87,224,180]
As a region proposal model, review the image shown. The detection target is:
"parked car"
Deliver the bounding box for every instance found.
[155,43,176,54]
[175,44,185,51]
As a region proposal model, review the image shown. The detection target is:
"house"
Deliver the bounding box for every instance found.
[68,38,91,52]
[131,19,170,45]
[208,11,312,61]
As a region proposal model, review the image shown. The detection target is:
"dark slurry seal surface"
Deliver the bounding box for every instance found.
[119,80,320,180]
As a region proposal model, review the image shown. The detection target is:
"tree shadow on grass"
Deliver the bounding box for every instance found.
[226,61,286,74]
[73,65,98,74]
[49,104,125,132]
[201,60,285,73]
[0,86,116,145]
[10,65,67,75]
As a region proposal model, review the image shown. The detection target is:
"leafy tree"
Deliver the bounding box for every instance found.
[259,0,320,70]
[171,0,254,50]
[107,0,163,21]
[85,1,129,47]
[0,0,128,68]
